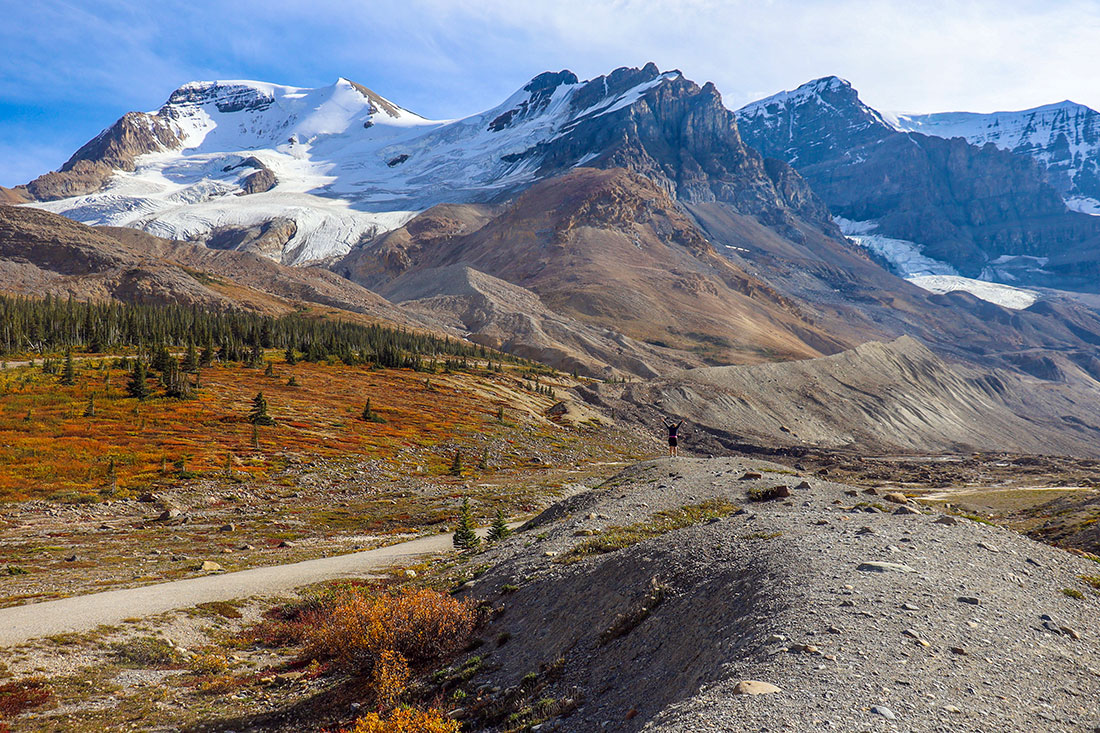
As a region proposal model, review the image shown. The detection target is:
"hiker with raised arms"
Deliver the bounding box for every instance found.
[663,416,685,457]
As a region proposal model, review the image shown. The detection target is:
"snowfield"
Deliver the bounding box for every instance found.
[836,218,1041,310]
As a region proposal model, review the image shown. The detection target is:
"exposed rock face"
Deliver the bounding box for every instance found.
[24,112,182,201]
[201,218,296,259]
[505,64,840,237]
[736,77,1100,283]
[226,157,278,195]
[895,101,1100,206]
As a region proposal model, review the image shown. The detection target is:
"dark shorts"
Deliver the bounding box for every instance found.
[668,436,678,447]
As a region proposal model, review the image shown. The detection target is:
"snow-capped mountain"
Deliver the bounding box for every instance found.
[892,101,1100,214]
[735,77,1100,289]
[25,66,748,264]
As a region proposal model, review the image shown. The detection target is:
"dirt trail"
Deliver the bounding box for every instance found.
[0,525,514,647]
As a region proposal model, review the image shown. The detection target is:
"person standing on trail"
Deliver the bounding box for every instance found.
[663,417,685,457]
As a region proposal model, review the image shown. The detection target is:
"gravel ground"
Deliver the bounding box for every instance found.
[455,456,1100,733]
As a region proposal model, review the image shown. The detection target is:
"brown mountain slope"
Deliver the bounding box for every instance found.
[0,207,423,329]
[686,199,1100,375]
[339,168,848,371]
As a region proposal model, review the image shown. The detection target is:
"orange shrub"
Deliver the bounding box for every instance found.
[346,707,459,733]
[374,649,410,708]
[305,589,475,675]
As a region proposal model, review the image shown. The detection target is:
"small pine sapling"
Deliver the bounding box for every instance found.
[60,350,76,386]
[453,497,480,550]
[83,393,96,417]
[450,451,463,476]
[248,392,275,425]
[487,509,511,542]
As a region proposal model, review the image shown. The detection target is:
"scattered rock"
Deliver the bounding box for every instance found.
[934,515,960,526]
[795,481,812,490]
[957,596,980,605]
[893,505,921,515]
[156,508,182,522]
[871,706,896,720]
[739,472,762,480]
[278,540,295,548]
[199,560,223,572]
[404,569,417,578]
[950,647,967,655]
[733,680,782,695]
[137,492,159,503]
[883,492,908,504]
[219,524,236,532]
[65,554,77,562]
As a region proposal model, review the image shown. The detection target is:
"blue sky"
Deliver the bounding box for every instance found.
[3,0,1099,187]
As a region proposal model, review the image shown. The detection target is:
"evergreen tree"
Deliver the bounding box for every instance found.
[181,340,198,372]
[487,509,510,542]
[452,497,480,550]
[477,450,489,471]
[287,376,299,386]
[127,361,150,401]
[200,339,215,367]
[264,360,275,377]
[60,350,76,386]
[83,393,95,418]
[496,405,505,423]
[450,451,463,476]
[248,392,275,425]
[284,344,297,365]
[248,337,263,368]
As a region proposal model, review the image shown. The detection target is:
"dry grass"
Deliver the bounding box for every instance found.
[558,498,739,564]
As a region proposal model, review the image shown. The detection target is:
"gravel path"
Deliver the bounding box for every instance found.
[450,457,1100,733]
[0,526,507,647]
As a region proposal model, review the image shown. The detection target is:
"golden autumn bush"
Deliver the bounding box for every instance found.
[345,706,459,733]
[305,588,476,675]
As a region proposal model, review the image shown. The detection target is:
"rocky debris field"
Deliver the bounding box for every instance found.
[451,457,1100,732]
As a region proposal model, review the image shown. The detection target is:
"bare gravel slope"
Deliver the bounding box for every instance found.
[455,457,1100,733]
[583,336,1100,457]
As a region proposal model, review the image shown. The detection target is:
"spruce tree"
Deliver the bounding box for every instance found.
[83,393,95,418]
[60,350,76,386]
[487,508,510,542]
[181,340,198,373]
[450,451,463,476]
[264,361,275,377]
[284,345,297,365]
[452,497,480,550]
[127,361,150,401]
[200,340,215,367]
[361,398,373,421]
[248,392,275,425]
[477,450,489,471]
